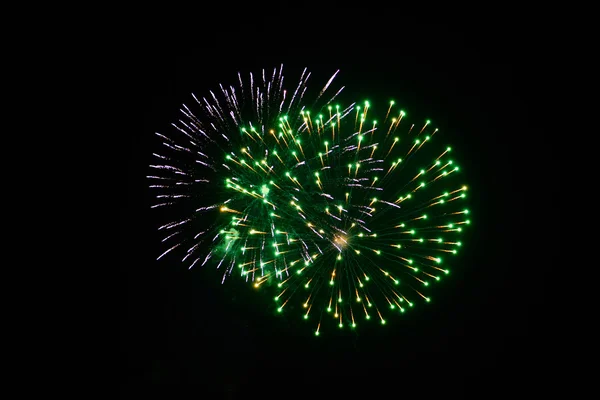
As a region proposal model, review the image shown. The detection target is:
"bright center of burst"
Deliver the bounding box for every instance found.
[333,234,348,251]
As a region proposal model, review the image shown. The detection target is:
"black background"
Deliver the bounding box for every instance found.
[122,18,549,394]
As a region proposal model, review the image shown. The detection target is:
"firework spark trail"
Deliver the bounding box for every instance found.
[149,66,470,334]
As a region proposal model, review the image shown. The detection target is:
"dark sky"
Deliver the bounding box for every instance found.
[122,19,548,393]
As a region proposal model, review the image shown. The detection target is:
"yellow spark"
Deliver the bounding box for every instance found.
[406,140,418,157]
[419,120,430,134]
[370,145,378,158]
[220,206,242,214]
[384,101,394,123]
[386,137,399,158]
[436,147,450,161]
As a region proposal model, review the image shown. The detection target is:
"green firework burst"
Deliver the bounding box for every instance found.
[149,66,470,335]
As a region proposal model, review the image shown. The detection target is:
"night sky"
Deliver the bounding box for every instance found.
[122,20,548,393]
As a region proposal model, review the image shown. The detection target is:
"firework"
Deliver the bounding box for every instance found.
[149,66,470,335]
